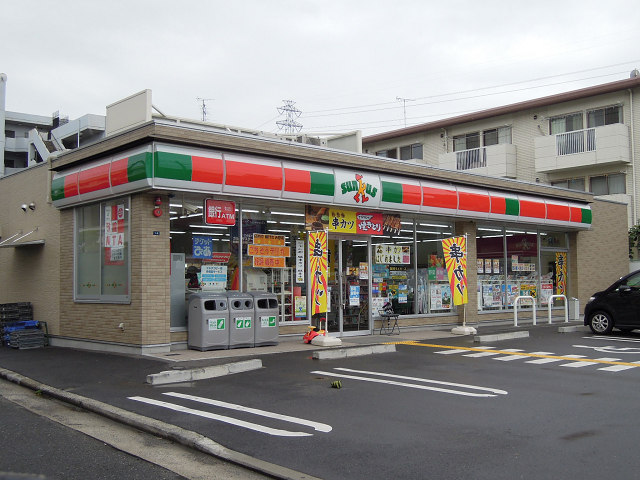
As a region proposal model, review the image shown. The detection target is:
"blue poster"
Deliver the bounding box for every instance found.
[192,236,213,259]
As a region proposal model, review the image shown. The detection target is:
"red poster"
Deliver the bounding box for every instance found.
[356,212,383,235]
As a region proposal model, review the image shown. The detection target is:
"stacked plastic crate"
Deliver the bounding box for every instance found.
[0,302,46,349]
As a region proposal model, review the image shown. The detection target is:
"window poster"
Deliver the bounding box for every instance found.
[104,203,125,266]
[484,258,492,274]
[430,284,452,310]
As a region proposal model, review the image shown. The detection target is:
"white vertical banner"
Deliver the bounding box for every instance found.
[296,239,305,283]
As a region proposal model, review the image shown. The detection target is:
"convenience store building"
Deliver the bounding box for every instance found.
[0,92,629,354]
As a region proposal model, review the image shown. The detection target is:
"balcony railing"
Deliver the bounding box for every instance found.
[555,128,596,156]
[456,147,487,170]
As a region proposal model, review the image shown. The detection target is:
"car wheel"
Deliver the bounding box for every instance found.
[589,311,614,334]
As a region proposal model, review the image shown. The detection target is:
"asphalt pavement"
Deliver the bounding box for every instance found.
[0,320,576,479]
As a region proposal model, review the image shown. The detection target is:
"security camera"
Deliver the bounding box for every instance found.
[21,204,27,212]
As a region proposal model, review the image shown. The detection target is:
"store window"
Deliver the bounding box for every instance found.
[75,197,130,302]
[371,225,416,315]
[415,220,454,314]
[476,226,505,311]
[506,229,538,308]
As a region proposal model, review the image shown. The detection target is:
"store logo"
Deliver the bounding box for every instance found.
[340,174,378,203]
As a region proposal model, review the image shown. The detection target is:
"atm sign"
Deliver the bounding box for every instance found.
[204,199,236,225]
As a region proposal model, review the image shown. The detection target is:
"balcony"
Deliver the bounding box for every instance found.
[438,143,517,178]
[534,123,630,173]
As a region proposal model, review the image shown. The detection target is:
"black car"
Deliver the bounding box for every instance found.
[584,270,640,334]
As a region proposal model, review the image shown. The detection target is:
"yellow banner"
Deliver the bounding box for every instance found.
[555,252,567,295]
[441,236,468,306]
[309,230,328,314]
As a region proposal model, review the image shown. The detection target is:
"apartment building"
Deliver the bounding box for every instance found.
[0,73,106,177]
[362,73,640,228]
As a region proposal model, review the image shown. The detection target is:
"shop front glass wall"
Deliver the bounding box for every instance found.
[169,197,307,327]
[476,226,569,311]
[415,220,455,314]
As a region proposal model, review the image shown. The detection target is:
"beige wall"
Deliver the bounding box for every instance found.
[0,165,61,333]
[572,198,629,312]
[58,192,171,351]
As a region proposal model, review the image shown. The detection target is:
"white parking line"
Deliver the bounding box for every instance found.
[128,396,314,437]
[311,368,507,397]
[162,392,332,432]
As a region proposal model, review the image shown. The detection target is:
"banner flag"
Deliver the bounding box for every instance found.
[441,235,468,306]
[309,230,328,314]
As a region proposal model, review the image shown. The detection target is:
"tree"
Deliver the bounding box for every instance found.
[629,224,640,259]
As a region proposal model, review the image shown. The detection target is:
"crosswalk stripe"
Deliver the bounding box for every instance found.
[599,361,640,372]
[435,349,470,355]
[492,349,526,361]
[463,350,500,358]
[561,357,620,368]
[524,352,558,364]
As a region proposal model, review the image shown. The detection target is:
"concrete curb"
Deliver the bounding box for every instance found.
[146,359,262,385]
[474,331,529,343]
[312,344,396,360]
[558,325,588,333]
[0,367,320,480]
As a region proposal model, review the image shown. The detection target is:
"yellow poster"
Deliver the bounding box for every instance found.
[555,252,567,295]
[441,236,468,306]
[328,209,357,234]
[309,230,328,314]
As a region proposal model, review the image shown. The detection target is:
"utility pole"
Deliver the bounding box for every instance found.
[196,97,214,122]
[276,100,303,134]
[396,96,415,128]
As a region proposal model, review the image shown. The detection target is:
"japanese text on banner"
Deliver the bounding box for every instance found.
[308,230,328,314]
[441,236,468,306]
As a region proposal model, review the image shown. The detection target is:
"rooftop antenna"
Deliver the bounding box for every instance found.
[396,96,415,128]
[196,97,214,122]
[276,100,303,134]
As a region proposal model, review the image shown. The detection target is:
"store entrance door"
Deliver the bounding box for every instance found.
[326,236,371,336]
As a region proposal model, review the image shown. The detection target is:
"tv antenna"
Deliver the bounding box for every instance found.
[396,96,415,127]
[196,97,214,122]
[276,100,303,134]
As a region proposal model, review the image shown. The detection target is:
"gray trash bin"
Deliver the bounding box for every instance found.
[187,293,229,351]
[228,292,255,349]
[250,291,279,347]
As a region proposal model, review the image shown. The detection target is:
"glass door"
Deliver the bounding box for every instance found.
[326,236,371,336]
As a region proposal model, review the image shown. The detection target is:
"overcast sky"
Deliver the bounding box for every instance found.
[2,0,640,136]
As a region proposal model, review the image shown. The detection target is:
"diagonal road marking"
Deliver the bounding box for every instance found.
[599,361,640,372]
[128,396,312,437]
[435,349,471,355]
[395,342,640,368]
[162,392,332,433]
[311,369,506,397]
[492,349,526,361]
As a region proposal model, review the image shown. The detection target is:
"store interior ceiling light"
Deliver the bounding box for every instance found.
[191,232,225,236]
[188,224,228,229]
[419,223,449,228]
[271,211,305,217]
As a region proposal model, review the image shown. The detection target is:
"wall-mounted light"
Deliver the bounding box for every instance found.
[29,202,35,211]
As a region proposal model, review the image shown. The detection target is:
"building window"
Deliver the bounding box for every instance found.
[376,148,397,159]
[399,143,423,160]
[551,178,585,191]
[483,126,511,146]
[550,113,583,134]
[590,173,626,195]
[75,197,130,303]
[4,130,15,138]
[453,132,480,151]
[587,106,621,128]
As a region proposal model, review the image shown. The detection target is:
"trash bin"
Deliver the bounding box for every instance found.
[228,292,255,349]
[188,293,229,351]
[569,297,580,321]
[250,291,279,347]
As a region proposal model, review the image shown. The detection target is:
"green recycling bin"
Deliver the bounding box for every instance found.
[187,293,229,351]
[228,292,255,349]
[250,291,279,347]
